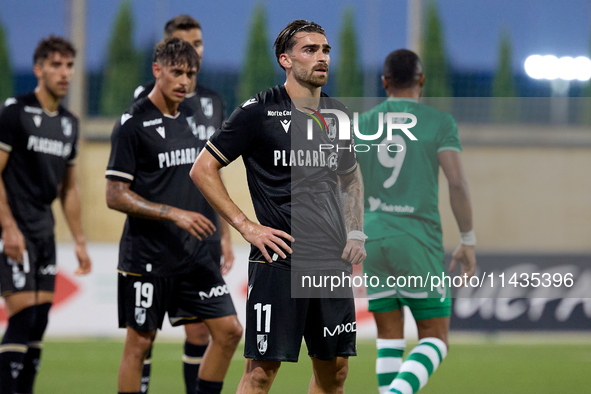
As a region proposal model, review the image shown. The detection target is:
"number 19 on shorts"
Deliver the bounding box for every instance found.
[254,303,271,333]
[134,281,154,308]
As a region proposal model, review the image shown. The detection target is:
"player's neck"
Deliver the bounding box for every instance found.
[387,87,421,100]
[284,78,322,99]
[34,86,60,113]
[148,88,180,117]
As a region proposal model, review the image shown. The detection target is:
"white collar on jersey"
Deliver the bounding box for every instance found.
[386,97,418,103]
[42,108,59,117]
[163,112,181,119]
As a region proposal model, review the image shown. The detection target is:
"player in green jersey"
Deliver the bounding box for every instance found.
[355,49,476,394]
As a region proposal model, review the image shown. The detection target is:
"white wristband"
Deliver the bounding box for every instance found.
[460,230,476,246]
[348,230,368,242]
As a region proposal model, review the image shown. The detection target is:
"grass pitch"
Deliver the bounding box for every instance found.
[36,339,590,393]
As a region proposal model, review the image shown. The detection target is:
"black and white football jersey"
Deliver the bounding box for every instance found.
[0,93,79,237]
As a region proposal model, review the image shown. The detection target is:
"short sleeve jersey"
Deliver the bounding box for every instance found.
[355,98,461,252]
[206,85,357,271]
[134,82,225,242]
[106,97,213,276]
[0,93,79,237]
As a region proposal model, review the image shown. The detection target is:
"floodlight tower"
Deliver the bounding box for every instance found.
[524,55,591,124]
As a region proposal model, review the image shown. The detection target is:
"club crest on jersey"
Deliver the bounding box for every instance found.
[326,118,337,142]
[156,126,166,139]
[61,117,72,137]
[327,152,339,171]
[200,97,214,118]
[33,115,42,128]
[135,307,146,326]
[257,334,268,355]
[186,116,199,136]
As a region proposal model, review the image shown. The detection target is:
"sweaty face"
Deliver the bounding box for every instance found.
[155,62,197,103]
[172,28,204,59]
[35,52,74,99]
[288,32,330,88]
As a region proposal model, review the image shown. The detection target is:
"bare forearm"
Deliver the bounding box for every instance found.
[106,181,174,221]
[338,168,364,233]
[60,184,86,244]
[449,182,473,232]
[220,216,232,240]
[192,168,247,232]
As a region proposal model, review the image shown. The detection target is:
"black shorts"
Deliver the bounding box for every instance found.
[244,262,357,362]
[0,235,56,297]
[118,259,236,331]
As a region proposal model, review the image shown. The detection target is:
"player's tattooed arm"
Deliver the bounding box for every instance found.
[338,167,364,232]
[106,179,215,240]
[0,150,26,262]
[338,167,366,265]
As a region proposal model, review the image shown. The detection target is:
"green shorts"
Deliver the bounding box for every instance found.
[364,234,451,321]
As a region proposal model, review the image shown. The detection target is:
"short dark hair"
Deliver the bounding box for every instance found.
[273,20,325,70]
[383,49,423,89]
[164,14,201,39]
[33,35,76,65]
[153,38,201,72]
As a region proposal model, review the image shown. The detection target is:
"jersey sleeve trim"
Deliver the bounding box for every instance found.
[337,162,358,176]
[105,170,134,181]
[437,147,462,153]
[206,140,230,166]
[0,141,12,153]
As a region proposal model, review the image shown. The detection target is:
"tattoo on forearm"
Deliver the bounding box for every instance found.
[339,169,364,232]
[107,181,172,221]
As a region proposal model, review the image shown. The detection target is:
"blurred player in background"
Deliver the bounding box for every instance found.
[355,49,476,394]
[132,14,234,394]
[0,36,92,394]
[191,20,366,394]
[106,38,241,394]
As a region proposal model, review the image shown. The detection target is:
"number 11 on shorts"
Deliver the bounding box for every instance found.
[254,303,271,333]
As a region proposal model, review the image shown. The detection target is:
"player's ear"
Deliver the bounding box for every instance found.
[33,61,43,80]
[152,62,161,79]
[381,75,388,91]
[418,73,425,87]
[279,53,292,70]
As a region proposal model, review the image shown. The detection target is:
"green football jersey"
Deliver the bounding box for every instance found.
[355,97,461,252]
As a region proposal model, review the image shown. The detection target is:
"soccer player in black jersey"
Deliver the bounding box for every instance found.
[0,36,92,394]
[106,39,241,394]
[191,20,366,393]
[132,15,234,394]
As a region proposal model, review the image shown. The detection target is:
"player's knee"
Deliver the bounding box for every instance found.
[185,322,210,345]
[125,330,155,359]
[314,358,349,390]
[247,362,280,388]
[334,362,349,387]
[213,317,242,348]
[325,361,348,389]
[229,320,243,346]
